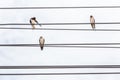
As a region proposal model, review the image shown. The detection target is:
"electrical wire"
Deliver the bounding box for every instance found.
[1,65,120,69]
[1,22,120,25]
[0,43,120,46]
[1,6,120,9]
[0,27,120,31]
[0,44,120,48]
[0,72,120,75]
[0,6,120,76]
[46,46,120,49]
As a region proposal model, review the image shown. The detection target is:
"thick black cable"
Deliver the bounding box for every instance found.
[0,72,120,75]
[1,6,120,9]
[1,65,120,69]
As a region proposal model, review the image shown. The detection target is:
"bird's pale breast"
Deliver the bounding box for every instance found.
[90,18,95,23]
[40,39,44,44]
[31,20,36,24]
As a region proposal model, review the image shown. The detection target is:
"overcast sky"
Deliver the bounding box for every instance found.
[1,0,120,80]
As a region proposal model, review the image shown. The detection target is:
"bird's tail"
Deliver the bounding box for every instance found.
[93,27,96,31]
[32,25,35,29]
[94,24,96,31]
[41,47,43,51]
[92,25,95,31]
[39,44,42,51]
[37,22,42,27]
[39,24,42,27]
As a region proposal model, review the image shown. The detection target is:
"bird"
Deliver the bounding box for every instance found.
[30,17,41,29]
[90,15,95,30]
[39,36,45,51]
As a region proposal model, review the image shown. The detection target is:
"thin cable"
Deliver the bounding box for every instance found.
[1,43,120,46]
[1,72,120,75]
[0,43,120,45]
[0,27,120,31]
[46,43,120,45]
[0,44,120,48]
[1,65,120,69]
[1,22,120,25]
[46,45,120,49]
[1,6,120,9]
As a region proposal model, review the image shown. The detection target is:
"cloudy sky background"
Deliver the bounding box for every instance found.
[1,0,120,80]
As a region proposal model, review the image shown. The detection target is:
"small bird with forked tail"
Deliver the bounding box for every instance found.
[39,36,45,51]
[90,15,95,30]
[30,17,41,29]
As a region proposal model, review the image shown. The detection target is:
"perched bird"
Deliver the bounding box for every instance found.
[39,36,45,50]
[30,17,41,29]
[90,15,95,30]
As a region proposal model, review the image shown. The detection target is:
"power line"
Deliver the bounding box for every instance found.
[1,22,120,25]
[0,44,120,48]
[1,65,120,69]
[0,43,120,46]
[0,72,120,75]
[0,43,120,45]
[44,43,120,45]
[46,46,120,49]
[0,27,120,31]
[1,6,120,9]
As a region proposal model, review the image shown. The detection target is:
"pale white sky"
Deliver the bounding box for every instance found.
[0,0,120,80]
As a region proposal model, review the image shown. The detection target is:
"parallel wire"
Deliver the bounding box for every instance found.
[0,44,120,48]
[1,22,120,31]
[0,27,120,31]
[1,6,120,9]
[46,46,120,49]
[1,72,120,75]
[1,22,120,25]
[1,65,120,69]
[0,6,120,76]
[1,6,120,75]
[0,43,120,45]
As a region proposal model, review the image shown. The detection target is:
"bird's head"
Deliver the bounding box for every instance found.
[31,17,36,20]
[90,15,93,18]
[40,36,43,39]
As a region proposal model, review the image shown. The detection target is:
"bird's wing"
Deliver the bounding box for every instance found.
[94,18,95,23]
[35,19,39,24]
[43,39,45,44]
[35,20,41,27]
[30,20,32,24]
[39,39,41,45]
